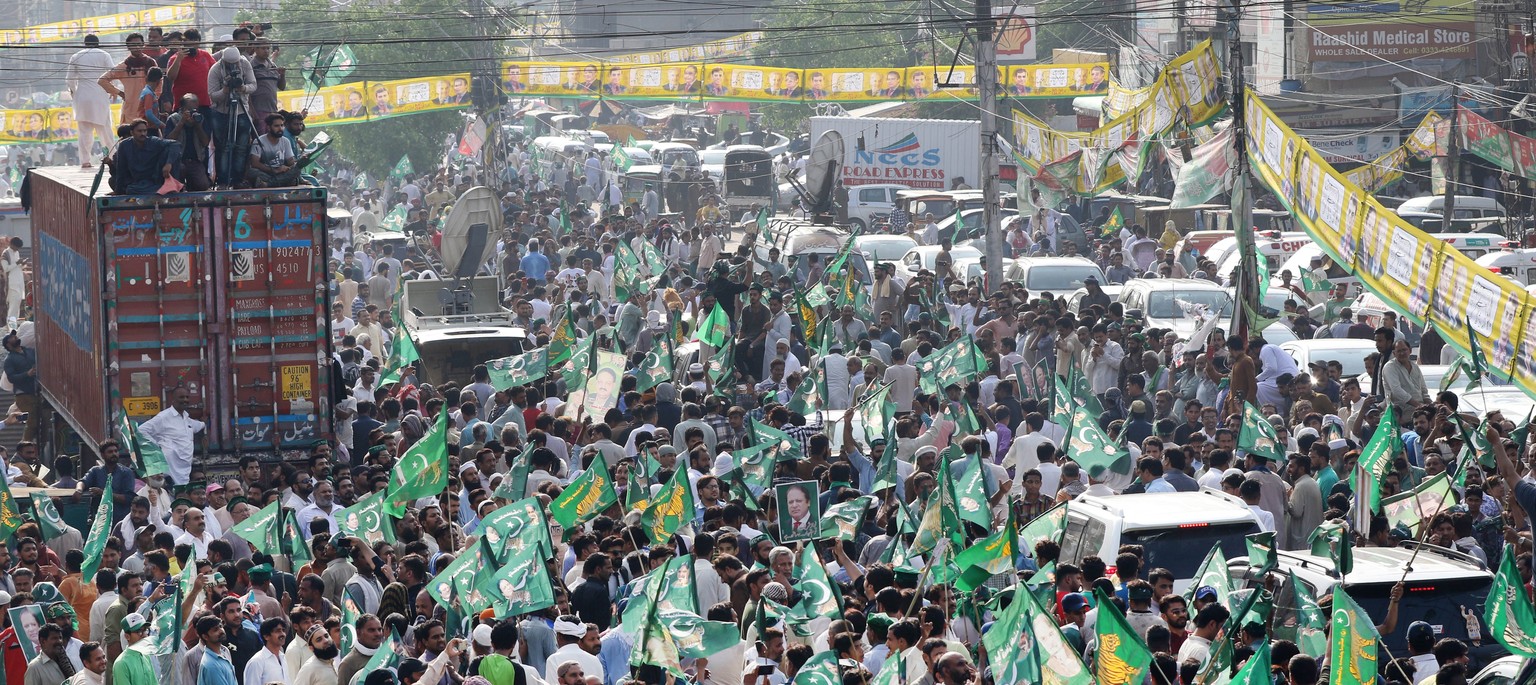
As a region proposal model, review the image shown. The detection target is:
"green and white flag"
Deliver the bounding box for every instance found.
[149,586,182,656]
[1237,401,1285,462]
[916,337,987,395]
[1065,405,1131,478]
[640,466,694,544]
[302,44,357,88]
[1185,546,1229,607]
[486,348,549,390]
[1307,519,1352,575]
[480,497,555,562]
[1093,587,1153,685]
[336,490,397,547]
[1245,530,1277,577]
[477,544,557,617]
[1356,404,1401,513]
[389,154,414,180]
[549,457,618,534]
[634,342,674,393]
[1019,500,1069,549]
[352,171,369,191]
[1285,572,1328,657]
[791,651,842,685]
[952,511,1019,592]
[818,496,876,542]
[426,541,489,613]
[386,409,450,508]
[785,359,826,416]
[378,205,408,231]
[1228,642,1271,685]
[1487,543,1536,657]
[1329,587,1380,685]
[694,303,732,348]
[118,411,169,478]
[29,493,68,540]
[379,330,420,386]
[793,545,842,620]
[79,476,115,582]
[362,630,407,676]
[231,501,283,554]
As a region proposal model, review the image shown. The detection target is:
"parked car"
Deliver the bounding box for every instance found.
[1061,490,1262,592]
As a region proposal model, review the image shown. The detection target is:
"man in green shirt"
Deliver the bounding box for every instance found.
[111,614,156,685]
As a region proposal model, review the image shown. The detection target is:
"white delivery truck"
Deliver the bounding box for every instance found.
[808,116,994,192]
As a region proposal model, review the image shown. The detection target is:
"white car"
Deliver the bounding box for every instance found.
[698,148,727,185]
[1063,490,1263,592]
[1278,339,1378,378]
[894,245,982,283]
[845,183,909,232]
[854,234,918,266]
[1004,256,1106,294]
[933,207,1020,241]
[1116,278,1234,340]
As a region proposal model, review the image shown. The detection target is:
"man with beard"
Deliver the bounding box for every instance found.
[1160,594,1190,654]
[336,613,383,685]
[218,596,262,680]
[297,480,343,540]
[292,625,340,685]
[25,624,75,685]
[43,602,84,671]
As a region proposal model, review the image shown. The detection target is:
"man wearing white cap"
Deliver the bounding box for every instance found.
[111,614,155,685]
[542,615,603,684]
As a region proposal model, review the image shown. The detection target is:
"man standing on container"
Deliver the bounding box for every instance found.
[3,237,24,324]
[66,35,115,168]
[3,333,39,442]
[137,386,205,486]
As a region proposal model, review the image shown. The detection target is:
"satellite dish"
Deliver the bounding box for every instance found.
[439,186,502,278]
[800,130,844,223]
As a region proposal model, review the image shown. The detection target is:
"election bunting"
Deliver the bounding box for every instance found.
[0,2,196,47]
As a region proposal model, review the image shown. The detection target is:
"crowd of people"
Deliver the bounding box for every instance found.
[2,25,1533,685]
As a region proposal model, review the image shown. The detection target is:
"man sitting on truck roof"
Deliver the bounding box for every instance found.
[106,118,178,195]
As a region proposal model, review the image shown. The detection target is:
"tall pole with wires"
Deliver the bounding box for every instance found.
[1228,0,1257,339]
[1441,84,1460,228]
[977,0,1003,293]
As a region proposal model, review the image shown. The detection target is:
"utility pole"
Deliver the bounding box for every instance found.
[977,0,1003,293]
[1228,0,1257,340]
[1441,85,1460,229]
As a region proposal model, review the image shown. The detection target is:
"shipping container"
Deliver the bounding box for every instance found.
[808,116,1007,191]
[28,166,333,461]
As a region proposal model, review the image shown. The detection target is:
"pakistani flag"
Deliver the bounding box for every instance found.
[389,154,414,180]
[1185,546,1229,607]
[0,478,24,542]
[1093,588,1153,685]
[694,303,732,348]
[1065,405,1131,478]
[1465,317,1489,383]
[486,348,548,390]
[818,495,876,541]
[550,457,618,534]
[29,493,68,539]
[634,342,674,393]
[378,205,408,231]
[1245,531,1277,577]
[1487,543,1536,657]
[640,466,694,544]
[1329,587,1380,685]
[352,171,369,191]
[149,584,182,656]
[232,501,284,554]
[79,476,115,582]
[793,545,842,620]
[386,409,450,507]
[1236,402,1285,462]
[480,496,555,562]
[379,330,421,386]
[1284,572,1328,657]
[791,651,842,685]
[478,544,557,617]
[786,359,826,416]
[336,490,396,547]
[1229,642,1271,685]
[303,44,357,88]
[118,411,169,478]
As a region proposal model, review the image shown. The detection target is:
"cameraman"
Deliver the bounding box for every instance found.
[164,93,211,191]
[205,46,256,188]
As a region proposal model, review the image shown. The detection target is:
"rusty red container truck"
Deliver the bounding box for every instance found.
[27,167,333,461]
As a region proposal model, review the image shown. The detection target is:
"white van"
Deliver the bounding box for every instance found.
[1476,248,1536,287]
[845,183,909,231]
[1397,195,1507,220]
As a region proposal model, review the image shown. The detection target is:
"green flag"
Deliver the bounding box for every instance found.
[426,540,489,612]
[485,348,549,390]
[478,544,557,617]
[1019,500,1070,550]
[916,337,986,395]
[362,630,408,676]
[954,455,992,529]
[550,457,618,533]
[791,651,842,685]
[389,154,414,180]
[548,309,579,367]
[612,146,633,172]
[29,493,68,540]
[1065,405,1131,478]
[870,433,900,494]
[854,382,896,446]
[747,418,803,462]
[352,171,369,191]
[149,584,182,656]
[953,511,1019,592]
[378,205,408,231]
[79,476,115,582]
[1093,587,1153,685]
[630,557,685,676]
[1245,531,1277,577]
[634,342,674,393]
[817,495,876,542]
[984,586,1092,685]
[1230,642,1271,685]
[303,44,357,88]
[0,478,26,542]
[118,411,170,478]
[1306,520,1352,575]
[1356,405,1401,512]
[1465,317,1488,382]
[1237,402,1285,462]
[561,335,597,391]
[1487,543,1536,657]
[1329,587,1380,685]
[694,303,732,348]
[1100,206,1125,238]
[379,330,421,385]
[705,341,735,395]
[786,359,826,416]
[640,466,694,544]
[339,586,360,655]
[793,545,843,620]
[1285,571,1328,657]
[1185,546,1229,607]
[336,490,397,547]
[386,409,450,507]
[496,444,535,502]
[480,497,555,562]
[558,201,574,235]
[231,501,283,553]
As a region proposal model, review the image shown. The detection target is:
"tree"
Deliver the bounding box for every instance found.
[245,0,499,177]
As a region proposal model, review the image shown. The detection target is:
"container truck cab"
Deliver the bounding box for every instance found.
[721,145,775,222]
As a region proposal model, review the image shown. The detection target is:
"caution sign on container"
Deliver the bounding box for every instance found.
[281,365,311,400]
